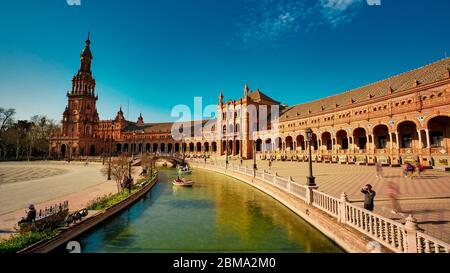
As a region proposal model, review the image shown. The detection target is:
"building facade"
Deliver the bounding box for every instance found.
[50,37,450,169]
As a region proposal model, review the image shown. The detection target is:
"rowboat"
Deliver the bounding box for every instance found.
[172,178,194,187]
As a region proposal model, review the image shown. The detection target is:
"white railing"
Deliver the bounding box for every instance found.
[255,170,264,179]
[274,176,289,191]
[312,190,339,219]
[264,173,274,182]
[344,202,407,253]
[290,182,307,201]
[188,158,450,253]
[417,231,450,253]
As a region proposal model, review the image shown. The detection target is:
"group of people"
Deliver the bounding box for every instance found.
[402,162,425,178]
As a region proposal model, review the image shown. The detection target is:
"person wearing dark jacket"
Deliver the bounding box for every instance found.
[361,184,376,212]
[18,204,36,224]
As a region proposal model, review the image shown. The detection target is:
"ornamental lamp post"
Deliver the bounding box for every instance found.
[131,131,136,159]
[253,139,257,177]
[306,128,316,187]
[140,130,144,158]
[225,139,229,168]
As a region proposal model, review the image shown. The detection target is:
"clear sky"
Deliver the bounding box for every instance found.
[0,0,449,122]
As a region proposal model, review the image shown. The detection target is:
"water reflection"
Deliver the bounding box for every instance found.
[71,168,343,253]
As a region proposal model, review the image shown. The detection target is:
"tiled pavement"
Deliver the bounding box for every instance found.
[216,157,450,243]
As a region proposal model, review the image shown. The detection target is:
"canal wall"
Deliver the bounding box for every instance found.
[190,160,450,253]
[18,176,159,253]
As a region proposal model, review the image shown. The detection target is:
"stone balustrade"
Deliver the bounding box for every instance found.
[190,158,450,253]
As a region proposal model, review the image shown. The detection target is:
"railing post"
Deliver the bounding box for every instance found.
[262,170,265,180]
[339,192,348,223]
[306,185,319,205]
[405,215,419,253]
[273,172,278,185]
[287,176,292,193]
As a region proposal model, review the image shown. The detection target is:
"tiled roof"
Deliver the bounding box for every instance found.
[123,120,211,133]
[280,57,450,121]
[248,90,280,104]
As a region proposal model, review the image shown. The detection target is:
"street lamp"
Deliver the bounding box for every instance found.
[306,128,316,186]
[108,123,114,180]
[225,139,229,167]
[140,130,144,158]
[253,140,257,175]
[131,131,136,159]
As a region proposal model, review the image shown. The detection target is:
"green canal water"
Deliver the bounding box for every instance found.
[71,168,344,253]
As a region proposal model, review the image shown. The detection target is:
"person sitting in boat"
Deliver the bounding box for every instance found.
[18,204,36,225]
[176,176,183,182]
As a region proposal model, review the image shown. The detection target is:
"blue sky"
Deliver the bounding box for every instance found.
[0,0,449,122]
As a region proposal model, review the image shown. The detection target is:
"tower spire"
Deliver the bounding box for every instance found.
[219,90,224,104]
[244,83,249,96]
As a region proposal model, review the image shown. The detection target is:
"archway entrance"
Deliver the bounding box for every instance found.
[61,144,67,158]
[90,145,96,156]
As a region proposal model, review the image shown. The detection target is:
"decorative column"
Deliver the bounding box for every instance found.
[365,134,369,151]
[417,130,423,149]
[425,129,431,148]
[371,134,375,153]
[389,133,393,151]
[395,132,400,149]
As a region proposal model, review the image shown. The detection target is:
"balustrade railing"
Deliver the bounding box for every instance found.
[274,175,289,190]
[188,158,450,253]
[290,182,307,201]
[417,231,450,253]
[312,190,339,219]
[344,202,407,253]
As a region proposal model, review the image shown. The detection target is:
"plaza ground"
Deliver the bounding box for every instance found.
[216,157,450,244]
[0,161,117,239]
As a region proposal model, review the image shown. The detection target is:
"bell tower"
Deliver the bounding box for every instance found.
[61,33,99,139]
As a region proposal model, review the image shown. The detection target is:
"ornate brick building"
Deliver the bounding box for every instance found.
[50,37,450,170]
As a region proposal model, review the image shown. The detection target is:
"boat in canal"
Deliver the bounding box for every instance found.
[172,178,194,187]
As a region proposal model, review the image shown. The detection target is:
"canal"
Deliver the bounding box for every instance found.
[70,168,344,253]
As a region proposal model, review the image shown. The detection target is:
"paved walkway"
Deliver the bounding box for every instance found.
[0,161,139,239]
[211,156,450,243]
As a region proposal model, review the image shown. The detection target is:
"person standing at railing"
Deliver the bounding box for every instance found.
[361,184,376,212]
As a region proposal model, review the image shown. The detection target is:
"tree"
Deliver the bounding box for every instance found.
[0,108,16,159]
[27,115,59,160]
[101,153,129,193]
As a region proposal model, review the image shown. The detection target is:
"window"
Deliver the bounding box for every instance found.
[378,136,387,149]
[430,131,444,147]
[342,139,349,150]
[401,134,412,148]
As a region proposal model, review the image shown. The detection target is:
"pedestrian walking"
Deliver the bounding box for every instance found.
[361,184,376,212]
[415,162,424,177]
[402,163,408,178]
[375,161,383,178]
[385,181,402,214]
